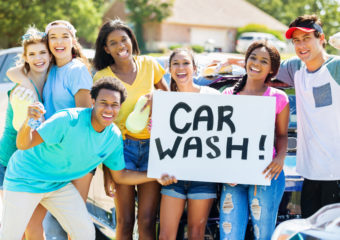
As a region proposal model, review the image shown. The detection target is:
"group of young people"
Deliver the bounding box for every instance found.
[0,13,339,240]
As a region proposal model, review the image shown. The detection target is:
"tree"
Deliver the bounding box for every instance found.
[0,0,106,48]
[247,0,340,52]
[124,0,174,53]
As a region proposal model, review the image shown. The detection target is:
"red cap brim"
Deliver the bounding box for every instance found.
[285,27,316,39]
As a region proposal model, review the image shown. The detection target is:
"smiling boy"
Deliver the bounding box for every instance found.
[276,15,340,218]
[0,76,174,239]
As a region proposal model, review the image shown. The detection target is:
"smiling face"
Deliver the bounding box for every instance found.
[246,47,272,82]
[104,30,133,63]
[91,88,121,132]
[48,26,73,66]
[291,30,324,65]
[170,51,196,88]
[24,42,51,74]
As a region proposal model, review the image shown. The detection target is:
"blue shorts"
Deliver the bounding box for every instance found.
[0,164,7,190]
[161,180,217,200]
[124,138,150,171]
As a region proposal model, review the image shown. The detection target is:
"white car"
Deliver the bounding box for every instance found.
[236,32,287,53]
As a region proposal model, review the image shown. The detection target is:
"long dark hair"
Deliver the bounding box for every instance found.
[169,48,196,92]
[233,40,280,94]
[93,19,140,71]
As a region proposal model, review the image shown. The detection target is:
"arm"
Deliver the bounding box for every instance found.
[142,78,169,112]
[75,89,92,108]
[109,168,177,186]
[103,165,115,197]
[16,102,45,150]
[263,103,290,180]
[6,65,33,88]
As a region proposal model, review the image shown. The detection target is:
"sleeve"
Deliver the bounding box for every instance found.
[93,70,103,83]
[36,110,71,145]
[276,58,302,87]
[150,57,165,85]
[67,64,93,95]
[103,135,125,171]
[275,90,289,114]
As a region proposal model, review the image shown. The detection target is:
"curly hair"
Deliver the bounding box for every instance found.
[91,76,127,104]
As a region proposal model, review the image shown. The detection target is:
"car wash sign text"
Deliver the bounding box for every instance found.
[148,91,275,185]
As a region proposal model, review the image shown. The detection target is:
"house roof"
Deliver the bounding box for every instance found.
[164,0,287,31]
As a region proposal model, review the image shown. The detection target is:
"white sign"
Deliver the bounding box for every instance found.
[148,91,275,185]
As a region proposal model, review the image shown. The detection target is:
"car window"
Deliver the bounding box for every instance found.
[240,36,254,40]
[288,95,297,129]
[0,53,19,84]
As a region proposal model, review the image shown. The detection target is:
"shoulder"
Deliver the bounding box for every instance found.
[325,56,340,85]
[93,67,112,82]
[267,87,289,111]
[136,55,160,67]
[68,59,88,72]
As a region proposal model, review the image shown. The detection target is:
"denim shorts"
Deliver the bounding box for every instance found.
[0,164,7,190]
[124,138,150,171]
[161,180,217,200]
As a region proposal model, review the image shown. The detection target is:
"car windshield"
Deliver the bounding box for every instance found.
[0,52,18,84]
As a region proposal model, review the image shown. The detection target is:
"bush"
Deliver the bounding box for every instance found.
[237,24,284,41]
[169,44,183,50]
[191,44,205,53]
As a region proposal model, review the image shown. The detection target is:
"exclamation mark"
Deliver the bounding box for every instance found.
[259,135,266,160]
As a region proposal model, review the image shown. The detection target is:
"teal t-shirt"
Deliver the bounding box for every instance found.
[0,88,18,167]
[4,108,125,193]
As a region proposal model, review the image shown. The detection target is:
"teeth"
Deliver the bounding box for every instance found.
[35,63,44,66]
[177,73,186,75]
[56,47,64,50]
[118,50,128,56]
[102,114,112,118]
[251,66,260,72]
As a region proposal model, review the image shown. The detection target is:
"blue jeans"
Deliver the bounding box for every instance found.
[161,180,217,199]
[219,171,285,240]
[124,138,150,171]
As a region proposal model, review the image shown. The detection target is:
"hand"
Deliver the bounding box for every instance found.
[147,118,152,133]
[141,92,153,114]
[157,174,177,186]
[103,169,116,197]
[262,156,284,180]
[27,102,45,120]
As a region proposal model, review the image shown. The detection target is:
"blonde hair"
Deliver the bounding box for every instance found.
[20,26,49,73]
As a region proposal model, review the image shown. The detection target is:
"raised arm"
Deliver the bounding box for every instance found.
[7,65,33,88]
[16,102,45,150]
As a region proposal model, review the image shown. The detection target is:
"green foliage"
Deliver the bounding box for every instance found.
[169,44,183,50]
[0,0,106,48]
[246,0,340,53]
[237,24,285,41]
[191,44,204,53]
[125,0,174,53]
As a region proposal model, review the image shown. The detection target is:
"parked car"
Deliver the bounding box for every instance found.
[236,32,287,53]
[0,49,300,239]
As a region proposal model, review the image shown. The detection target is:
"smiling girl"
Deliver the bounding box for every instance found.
[7,20,93,239]
[158,48,220,240]
[3,26,51,240]
[93,19,169,239]
[219,41,289,240]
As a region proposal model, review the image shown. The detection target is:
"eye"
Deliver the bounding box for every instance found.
[28,53,35,56]
[172,62,179,65]
[261,60,268,64]
[249,56,256,60]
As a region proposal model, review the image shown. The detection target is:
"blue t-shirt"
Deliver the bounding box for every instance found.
[43,59,92,119]
[4,108,125,193]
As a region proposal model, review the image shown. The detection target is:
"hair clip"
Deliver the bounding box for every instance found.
[21,31,47,41]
